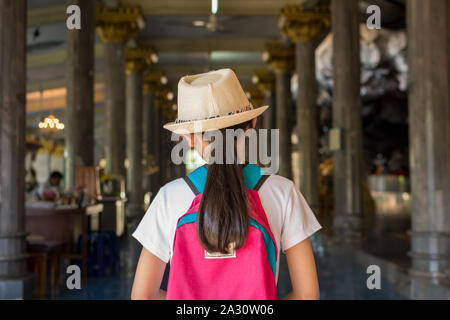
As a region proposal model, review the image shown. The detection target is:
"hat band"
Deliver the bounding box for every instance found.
[174,105,253,124]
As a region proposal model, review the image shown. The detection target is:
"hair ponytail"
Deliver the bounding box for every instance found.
[197,120,252,254]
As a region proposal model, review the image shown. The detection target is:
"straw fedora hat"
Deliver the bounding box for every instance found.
[163,68,269,134]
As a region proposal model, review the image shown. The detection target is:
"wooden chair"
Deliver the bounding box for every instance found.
[27,238,65,297]
[26,250,47,297]
[25,205,89,297]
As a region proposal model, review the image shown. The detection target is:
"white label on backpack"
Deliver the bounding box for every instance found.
[204,242,236,259]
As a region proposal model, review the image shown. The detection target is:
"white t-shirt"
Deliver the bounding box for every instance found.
[132,174,322,283]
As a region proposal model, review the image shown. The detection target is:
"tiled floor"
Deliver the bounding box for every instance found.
[53,226,407,300]
[313,236,406,300]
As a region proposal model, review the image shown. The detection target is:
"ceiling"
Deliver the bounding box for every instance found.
[25,0,406,118]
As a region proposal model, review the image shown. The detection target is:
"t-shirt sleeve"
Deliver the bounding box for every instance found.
[132,188,171,263]
[280,182,322,252]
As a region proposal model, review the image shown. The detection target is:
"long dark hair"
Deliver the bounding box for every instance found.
[197,120,253,254]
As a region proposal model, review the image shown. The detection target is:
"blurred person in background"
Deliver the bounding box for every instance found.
[37,171,64,202]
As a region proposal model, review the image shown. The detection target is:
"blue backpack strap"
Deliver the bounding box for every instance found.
[184,164,269,195]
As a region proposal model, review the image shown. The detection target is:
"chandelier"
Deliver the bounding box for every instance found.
[38,114,64,131]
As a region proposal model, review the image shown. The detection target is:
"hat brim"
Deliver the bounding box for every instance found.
[163,105,270,134]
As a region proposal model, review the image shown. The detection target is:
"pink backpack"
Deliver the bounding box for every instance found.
[166,164,278,300]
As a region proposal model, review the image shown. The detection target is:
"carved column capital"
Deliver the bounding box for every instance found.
[263,42,295,73]
[155,87,176,120]
[280,2,331,43]
[143,83,158,95]
[96,4,143,43]
[245,85,265,107]
[125,47,156,74]
[253,69,275,94]
[143,71,166,94]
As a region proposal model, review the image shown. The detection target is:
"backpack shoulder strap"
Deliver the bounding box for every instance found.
[182,176,199,196]
[253,174,269,191]
[243,164,270,191]
[183,165,208,196]
[184,163,269,195]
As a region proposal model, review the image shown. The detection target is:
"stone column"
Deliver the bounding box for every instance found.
[407,0,450,284]
[252,70,275,168]
[153,100,163,189]
[159,118,170,185]
[104,42,126,178]
[65,0,95,189]
[143,72,164,195]
[245,84,265,164]
[155,89,175,185]
[246,85,265,112]
[142,85,155,192]
[262,92,276,131]
[331,0,364,243]
[264,42,295,179]
[0,0,34,299]
[96,4,142,179]
[254,70,276,130]
[125,48,152,218]
[281,2,330,211]
[275,72,293,179]
[154,91,165,186]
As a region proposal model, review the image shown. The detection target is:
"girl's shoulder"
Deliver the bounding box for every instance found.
[153,177,197,212]
[159,177,189,194]
[159,175,209,197]
[258,174,314,213]
[155,173,297,207]
[259,174,296,194]
[158,174,297,195]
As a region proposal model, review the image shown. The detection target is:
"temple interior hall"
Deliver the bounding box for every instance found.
[0,0,449,300]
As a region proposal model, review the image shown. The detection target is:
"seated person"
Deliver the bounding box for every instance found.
[37,171,64,202]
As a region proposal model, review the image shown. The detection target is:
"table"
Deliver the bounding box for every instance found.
[25,204,92,281]
[98,196,127,236]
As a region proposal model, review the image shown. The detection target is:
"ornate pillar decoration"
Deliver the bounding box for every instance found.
[407,0,450,288]
[280,1,330,212]
[280,2,330,42]
[331,0,364,243]
[0,0,34,299]
[155,87,177,121]
[125,47,155,218]
[245,85,265,109]
[65,0,95,190]
[252,69,275,130]
[263,42,295,179]
[143,72,166,195]
[96,4,142,43]
[96,3,143,179]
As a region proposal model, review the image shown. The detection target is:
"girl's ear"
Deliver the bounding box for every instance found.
[251,117,257,129]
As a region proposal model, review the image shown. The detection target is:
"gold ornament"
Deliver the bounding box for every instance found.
[125,47,156,74]
[245,85,265,107]
[253,69,275,94]
[96,4,143,43]
[280,1,331,42]
[143,71,167,94]
[154,88,177,121]
[263,42,295,73]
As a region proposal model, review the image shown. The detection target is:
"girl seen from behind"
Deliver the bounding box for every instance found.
[132,69,321,300]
